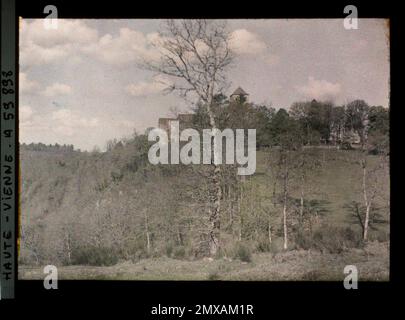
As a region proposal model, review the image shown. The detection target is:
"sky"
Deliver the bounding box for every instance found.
[19,19,390,151]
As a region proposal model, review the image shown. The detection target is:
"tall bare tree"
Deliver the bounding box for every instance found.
[145,20,233,256]
[281,151,289,250]
[360,147,389,241]
[344,112,389,241]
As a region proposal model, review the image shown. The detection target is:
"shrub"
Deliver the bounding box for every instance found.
[71,246,118,266]
[165,242,174,257]
[233,242,252,262]
[94,179,109,192]
[340,141,353,150]
[294,225,363,254]
[301,270,323,281]
[370,229,389,242]
[207,271,220,280]
[293,231,313,250]
[256,237,271,252]
[19,248,40,266]
[173,246,186,259]
[269,238,285,254]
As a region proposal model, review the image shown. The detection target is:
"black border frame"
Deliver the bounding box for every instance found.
[1,0,402,314]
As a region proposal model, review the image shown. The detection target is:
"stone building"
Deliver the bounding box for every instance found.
[230,87,249,103]
[158,114,194,136]
[158,87,249,134]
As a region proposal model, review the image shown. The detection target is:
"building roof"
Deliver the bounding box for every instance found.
[231,87,249,96]
[178,114,194,120]
[158,117,176,123]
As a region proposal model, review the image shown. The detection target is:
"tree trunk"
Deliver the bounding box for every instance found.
[268,219,272,245]
[283,192,288,250]
[65,231,72,265]
[208,161,221,256]
[238,216,243,241]
[238,176,245,241]
[144,210,151,254]
[238,197,242,241]
[362,155,371,241]
[206,87,221,257]
[299,151,306,225]
[177,226,183,246]
[300,174,305,225]
[282,156,289,250]
[228,185,234,231]
[363,204,371,240]
[362,161,370,241]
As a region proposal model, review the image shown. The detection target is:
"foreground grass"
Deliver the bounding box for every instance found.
[19,241,388,281]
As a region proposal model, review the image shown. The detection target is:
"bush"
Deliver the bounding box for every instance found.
[293,231,313,250]
[293,225,363,254]
[256,237,271,252]
[370,229,389,242]
[165,242,174,257]
[71,246,119,266]
[269,238,285,254]
[340,141,354,150]
[19,248,40,266]
[173,246,186,259]
[233,242,252,262]
[163,242,188,260]
[207,270,220,280]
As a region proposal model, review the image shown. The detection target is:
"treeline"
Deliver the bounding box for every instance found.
[21,142,75,153]
[193,95,388,153]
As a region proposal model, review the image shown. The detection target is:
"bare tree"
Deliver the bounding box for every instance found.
[273,149,290,250]
[343,117,389,241]
[144,20,234,256]
[360,151,388,241]
[296,149,322,227]
[281,152,289,250]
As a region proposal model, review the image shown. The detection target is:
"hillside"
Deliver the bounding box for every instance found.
[19,139,389,280]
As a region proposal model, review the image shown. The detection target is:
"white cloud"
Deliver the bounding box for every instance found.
[21,19,98,47]
[21,19,232,68]
[20,105,33,123]
[229,29,280,67]
[81,27,160,65]
[21,41,72,67]
[229,29,267,55]
[296,77,341,101]
[20,19,98,67]
[20,108,99,139]
[19,72,39,93]
[126,75,172,97]
[20,107,99,131]
[50,108,99,136]
[20,20,162,67]
[41,83,72,97]
[20,106,132,150]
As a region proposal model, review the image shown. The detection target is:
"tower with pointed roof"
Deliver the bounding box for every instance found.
[230,87,249,102]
